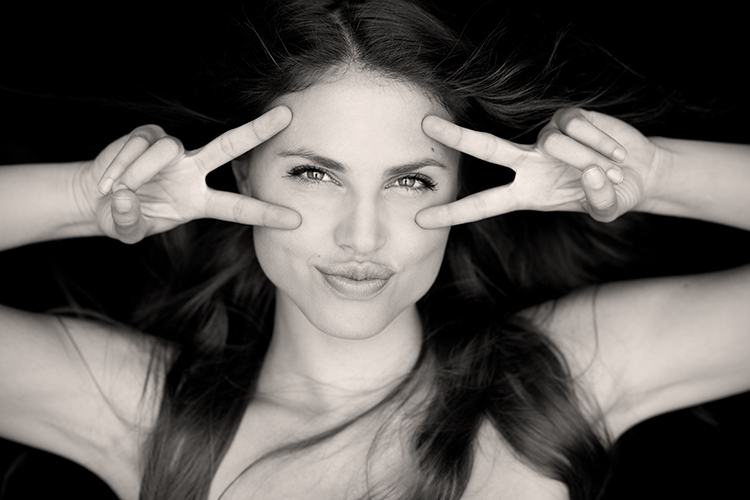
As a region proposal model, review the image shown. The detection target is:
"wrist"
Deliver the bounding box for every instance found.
[60,160,106,239]
[636,136,680,216]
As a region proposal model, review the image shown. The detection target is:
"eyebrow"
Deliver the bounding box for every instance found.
[278,148,449,177]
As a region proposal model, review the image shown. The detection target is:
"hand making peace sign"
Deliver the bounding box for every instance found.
[416,108,661,228]
[77,106,300,244]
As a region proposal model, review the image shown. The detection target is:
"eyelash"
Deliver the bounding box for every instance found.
[284,165,438,193]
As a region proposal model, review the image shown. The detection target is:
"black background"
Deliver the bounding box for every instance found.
[1,2,749,499]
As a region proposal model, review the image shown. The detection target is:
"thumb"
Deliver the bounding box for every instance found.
[111,189,148,244]
[581,166,619,222]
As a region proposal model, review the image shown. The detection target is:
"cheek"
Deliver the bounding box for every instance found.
[252,226,304,289]
[252,212,331,287]
[390,218,450,294]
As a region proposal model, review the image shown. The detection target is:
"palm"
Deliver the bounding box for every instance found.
[508,152,590,211]
[126,161,205,224]
[89,145,206,239]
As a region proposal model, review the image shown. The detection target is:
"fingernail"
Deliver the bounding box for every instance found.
[114,196,132,213]
[583,167,606,190]
[613,148,627,162]
[606,168,624,184]
[99,178,113,194]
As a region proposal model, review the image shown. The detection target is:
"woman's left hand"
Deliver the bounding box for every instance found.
[416,108,661,228]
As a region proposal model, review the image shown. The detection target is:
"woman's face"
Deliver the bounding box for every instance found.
[235,71,460,339]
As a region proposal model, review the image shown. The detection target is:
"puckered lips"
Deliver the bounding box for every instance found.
[315,262,395,300]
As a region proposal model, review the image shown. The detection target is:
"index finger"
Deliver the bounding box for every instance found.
[415,185,517,228]
[191,105,292,174]
[422,115,527,169]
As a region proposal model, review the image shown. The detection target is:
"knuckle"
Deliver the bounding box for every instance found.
[127,133,153,150]
[555,107,578,123]
[155,136,183,158]
[591,196,618,213]
[480,134,499,160]
[232,198,245,223]
[219,133,239,159]
[469,194,488,221]
[113,210,138,229]
[130,124,164,143]
[143,123,167,137]
[250,119,268,142]
[598,137,616,154]
[538,130,562,154]
[445,124,465,149]
[191,151,209,172]
[261,204,274,227]
[559,115,587,136]
[441,205,455,227]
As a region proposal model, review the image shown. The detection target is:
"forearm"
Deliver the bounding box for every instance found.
[0,162,101,251]
[642,137,750,230]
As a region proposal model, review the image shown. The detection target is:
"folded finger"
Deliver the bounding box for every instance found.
[192,106,292,174]
[538,130,624,184]
[98,124,166,194]
[112,136,184,192]
[581,166,619,222]
[553,108,628,163]
[421,115,526,169]
[205,190,301,229]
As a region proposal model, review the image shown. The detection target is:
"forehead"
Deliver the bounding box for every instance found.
[262,71,459,169]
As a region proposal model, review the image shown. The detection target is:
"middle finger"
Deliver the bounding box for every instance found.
[191,106,292,174]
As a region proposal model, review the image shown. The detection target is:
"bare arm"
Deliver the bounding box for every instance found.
[643,137,750,230]
[0,106,299,251]
[0,162,101,250]
[0,305,159,495]
[418,109,750,231]
[544,265,750,438]
[599,265,750,432]
[0,109,298,494]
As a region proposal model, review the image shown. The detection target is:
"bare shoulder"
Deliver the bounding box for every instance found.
[57,313,168,430]
[521,264,750,439]
[462,421,567,499]
[0,305,169,494]
[517,288,629,435]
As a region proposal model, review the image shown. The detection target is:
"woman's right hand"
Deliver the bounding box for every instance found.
[78,106,300,243]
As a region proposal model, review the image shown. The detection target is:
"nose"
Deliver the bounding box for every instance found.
[334,195,387,255]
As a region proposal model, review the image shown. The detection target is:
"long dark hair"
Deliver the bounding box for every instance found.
[134,1,650,498]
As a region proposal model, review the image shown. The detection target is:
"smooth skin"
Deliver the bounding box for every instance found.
[417,107,750,231]
[94,106,302,243]
[416,108,648,227]
[1,99,749,499]
[0,106,300,251]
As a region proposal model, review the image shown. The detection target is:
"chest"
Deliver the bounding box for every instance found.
[206,409,568,500]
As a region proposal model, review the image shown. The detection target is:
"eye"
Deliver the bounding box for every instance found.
[388,173,438,194]
[284,165,339,186]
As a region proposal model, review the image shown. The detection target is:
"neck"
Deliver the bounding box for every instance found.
[256,290,422,417]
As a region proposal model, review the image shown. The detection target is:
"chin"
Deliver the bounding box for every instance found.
[305,305,403,341]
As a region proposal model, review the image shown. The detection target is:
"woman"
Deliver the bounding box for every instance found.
[1,1,749,499]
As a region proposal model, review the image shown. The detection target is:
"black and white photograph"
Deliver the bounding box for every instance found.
[1,2,748,499]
